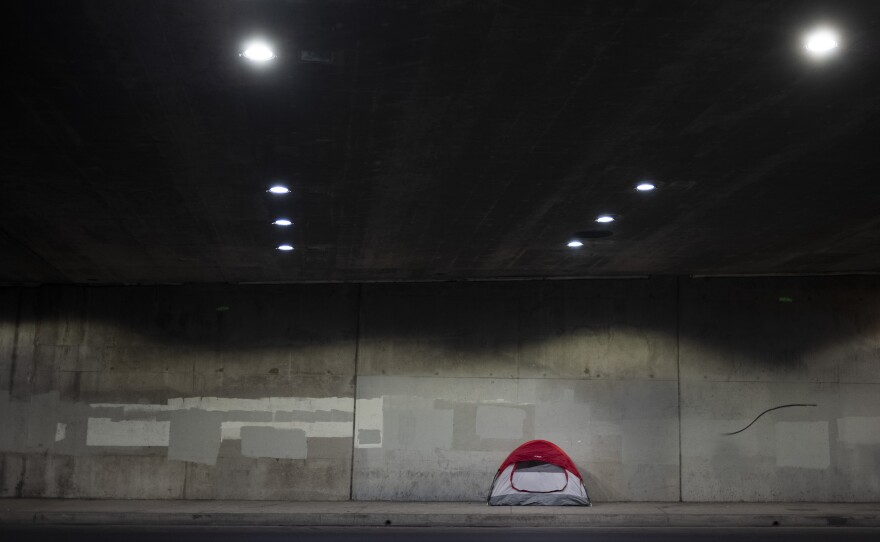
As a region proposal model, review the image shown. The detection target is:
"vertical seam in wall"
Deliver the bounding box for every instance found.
[676,276,683,502]
[182,461,188,499]
[8,289,24,397]
[515,281,522,388]
[349,283,363,501]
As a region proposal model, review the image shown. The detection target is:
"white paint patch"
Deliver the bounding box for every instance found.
[355,397,384,448]
[85,396,357,454]
[92,396,354,415]
[220,421,350,440]
[837,417,880,445]
[775,421,830,469]
[476,404,525,439]
[55,423,67,442]
[167,396,353,413]
[86,418,170,447]
[89,403,175,414]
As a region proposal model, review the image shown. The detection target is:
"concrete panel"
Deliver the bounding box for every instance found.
[6,288,37,400]
[194,370,354,400]
[352,375,679,501]
[517,278,679,379]
[16,454,185,498]
[89,345,210,374]
[32,287,88,347]
[0,453,26,497]
[1,283,361,500]
[73,370,195,404]
[681,381,880,501]
[184,438,352,500]
[0,289,20,392]
[359,282,520,378]
[680,276,880,384]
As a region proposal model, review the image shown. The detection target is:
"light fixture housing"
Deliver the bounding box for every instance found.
[636,182,656,192]
[595,215,615,223]
[273,219,293,226]
[277,244,294,251]
[268,185,290,194]
[242,42,276,62]
[567,240,584,248]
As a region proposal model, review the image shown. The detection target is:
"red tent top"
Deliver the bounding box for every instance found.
[496,440,583,480]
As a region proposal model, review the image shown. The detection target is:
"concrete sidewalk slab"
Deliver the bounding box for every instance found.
[1,500,879,528]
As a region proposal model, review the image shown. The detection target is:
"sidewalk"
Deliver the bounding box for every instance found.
[2,500,880,528]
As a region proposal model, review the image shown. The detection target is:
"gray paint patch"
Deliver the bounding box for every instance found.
[240,426,307,459]
[476,405,526,439]
[274,409,353,422]
[308,436,353,459]
[0,397,28,451]
[436,399,535,451]
[168,409,223,465]
[357,429,381,445]
[86,418,170,447]
[223,410,273,422]
[388,407,453,451]
[775,421,830,469]
[837,417,880,445]
[26,392,61,450]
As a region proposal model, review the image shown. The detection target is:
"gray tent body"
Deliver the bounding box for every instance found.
[488,462,591,506]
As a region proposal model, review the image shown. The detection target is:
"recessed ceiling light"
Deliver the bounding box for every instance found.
[268,185,290,194]
[242,42,276,62]
[636,182,656,191]
[567,240,584,248]
[277,244,294,251]
[804,28,839,57]
[273,219,293,226]
[596,215,615,223]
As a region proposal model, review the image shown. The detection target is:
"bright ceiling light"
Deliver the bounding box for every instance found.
[596,215,615,223]
[636,182,656,191]
[273,219,293,226]
[268,185,290,194]
[242,42,276,62]
[277,244,294,251]
[804,28,839,56]
[567,240,584,248]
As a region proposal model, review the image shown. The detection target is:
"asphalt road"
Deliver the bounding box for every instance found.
[4,526,880,541]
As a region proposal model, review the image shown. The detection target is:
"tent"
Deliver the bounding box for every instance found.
[487,439,591,506]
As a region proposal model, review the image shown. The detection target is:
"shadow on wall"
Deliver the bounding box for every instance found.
[678,275,880,383]
[1,275,879,381]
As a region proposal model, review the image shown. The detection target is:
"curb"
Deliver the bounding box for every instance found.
[2,511,879,528]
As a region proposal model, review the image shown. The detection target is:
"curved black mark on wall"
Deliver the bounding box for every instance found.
[723,404,818,436]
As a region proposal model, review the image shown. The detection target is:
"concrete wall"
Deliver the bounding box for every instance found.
[0,285,359,499]
[1,276,878,501]
[352,279,680,501]
[680,276,880,501]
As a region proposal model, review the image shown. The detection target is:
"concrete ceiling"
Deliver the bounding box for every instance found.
[3,0,880,284]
